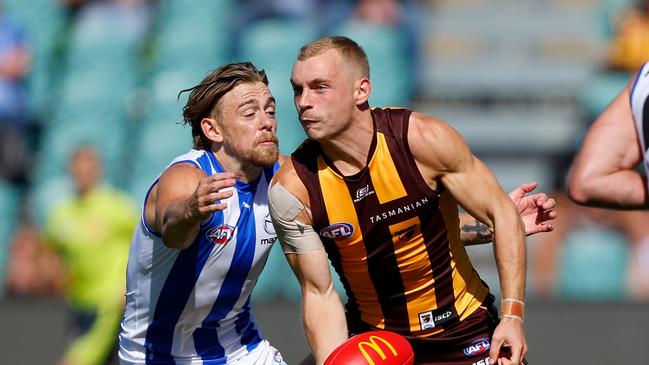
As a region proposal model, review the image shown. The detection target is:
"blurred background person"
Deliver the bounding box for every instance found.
[5,223,65,296]
[42,146,137,365]
[0,4,31,186]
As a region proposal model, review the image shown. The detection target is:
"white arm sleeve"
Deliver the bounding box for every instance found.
[268,182,325,254]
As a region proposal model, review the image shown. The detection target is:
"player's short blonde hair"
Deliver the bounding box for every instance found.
[297,36,370,79]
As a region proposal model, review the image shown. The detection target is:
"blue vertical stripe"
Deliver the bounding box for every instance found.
[144,213,224,364]
[197,152,213,174]
[193,189,259,359]
[234,298,262,352]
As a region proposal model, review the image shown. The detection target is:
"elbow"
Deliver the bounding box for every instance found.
[160,227,193,250]
[566,169,594,206]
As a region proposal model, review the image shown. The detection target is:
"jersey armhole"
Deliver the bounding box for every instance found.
[630,64,649,104]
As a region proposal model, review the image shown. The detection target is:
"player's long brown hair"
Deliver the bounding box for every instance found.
[179,62,268,150]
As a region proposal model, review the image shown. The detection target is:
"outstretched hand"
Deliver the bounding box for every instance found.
[508,182,557,236]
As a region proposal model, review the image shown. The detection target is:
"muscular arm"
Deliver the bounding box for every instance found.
[154,163,235,249]
[458,214,493,245]
[460,182,556,245]
[568,78,648,209]
[409,112,527,364]
[269,162,348,364]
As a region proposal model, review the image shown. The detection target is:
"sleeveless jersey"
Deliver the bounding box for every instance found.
[119,149,279,364]
[291,108,490,337]
[630,61,649,194]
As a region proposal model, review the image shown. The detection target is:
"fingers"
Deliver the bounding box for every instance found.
[489,335,504,364]
[519,181,537,194]
[197,190,234,212]
[193,174,237,217]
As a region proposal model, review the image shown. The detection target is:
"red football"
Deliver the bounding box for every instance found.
[324,330,415,365]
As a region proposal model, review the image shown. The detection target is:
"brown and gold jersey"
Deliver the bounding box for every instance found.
[291,108,490,337]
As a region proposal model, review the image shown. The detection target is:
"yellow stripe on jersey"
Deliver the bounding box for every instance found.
[438,192,489,320]
[388,216,442,334]
[369,133,407,204]
[317,156,385,328]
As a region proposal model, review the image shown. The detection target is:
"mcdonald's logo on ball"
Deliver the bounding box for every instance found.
[324,330,414,365]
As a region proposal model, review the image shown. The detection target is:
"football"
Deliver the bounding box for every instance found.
[324,330,414,365]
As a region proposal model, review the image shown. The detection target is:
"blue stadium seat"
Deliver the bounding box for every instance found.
[0,181,21,295]
[238,19,314,154]
[558,229,630,300]
[336,21,413,108]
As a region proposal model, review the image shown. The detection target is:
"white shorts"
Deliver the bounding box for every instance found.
[236,340,286,365]
[119,340,286,365]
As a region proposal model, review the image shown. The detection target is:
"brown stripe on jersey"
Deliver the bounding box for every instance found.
[438,192,489,319]
[316,157,386,328]
[376,108,460,330]
[351,135,412,331]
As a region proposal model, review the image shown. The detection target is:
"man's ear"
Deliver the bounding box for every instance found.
[201,117,223,144]
[354,77,371,106]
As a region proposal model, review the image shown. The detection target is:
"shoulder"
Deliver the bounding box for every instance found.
[271,158,310,207]
[157,162,206,194]
[273,158,307,193]
[407,112,471,172]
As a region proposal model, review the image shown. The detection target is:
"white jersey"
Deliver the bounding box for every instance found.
[630,61,649,194]
[119,149,283,365]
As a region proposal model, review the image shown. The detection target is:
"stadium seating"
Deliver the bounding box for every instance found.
[0,181,20,295]
[238,18,313,154]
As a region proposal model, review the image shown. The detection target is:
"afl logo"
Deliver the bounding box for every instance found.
[320,223,354,240]
[463,338,491,357]
[207,224,235,244]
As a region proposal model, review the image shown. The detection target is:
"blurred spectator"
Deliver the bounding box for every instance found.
[5,224,65,296]
[59,0,154,41]
[43,146,137,365]
[0,6,32,185]
[607,0,649,73]
[580,0,648,122]
[327,0,423,106]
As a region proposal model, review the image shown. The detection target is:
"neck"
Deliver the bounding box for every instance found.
[319,109,374,176]
[211,149,262,183]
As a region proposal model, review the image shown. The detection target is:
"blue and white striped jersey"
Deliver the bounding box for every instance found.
[630,61,649,194]
[119,149,280,364]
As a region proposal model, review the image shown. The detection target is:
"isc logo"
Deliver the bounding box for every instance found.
[320,223,354,240]
[206,225,235,244]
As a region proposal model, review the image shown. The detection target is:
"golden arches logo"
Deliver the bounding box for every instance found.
[357,335,398,365]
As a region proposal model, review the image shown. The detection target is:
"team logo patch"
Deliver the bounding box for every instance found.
[418,307,456,331]
[418,311,435,330]
[320,223,354,240]
[463,338,491,357]
[353,185,375,202]
[264,212,275,235]
[206,224,235,244]
[395,224,418,241]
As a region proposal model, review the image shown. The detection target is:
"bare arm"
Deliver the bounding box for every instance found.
[285,251,347,365]
[460,182,557,245]
[409,112,527,365]
[269,162,348,364]
[568,79,648,208]
[154,163,235,249]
